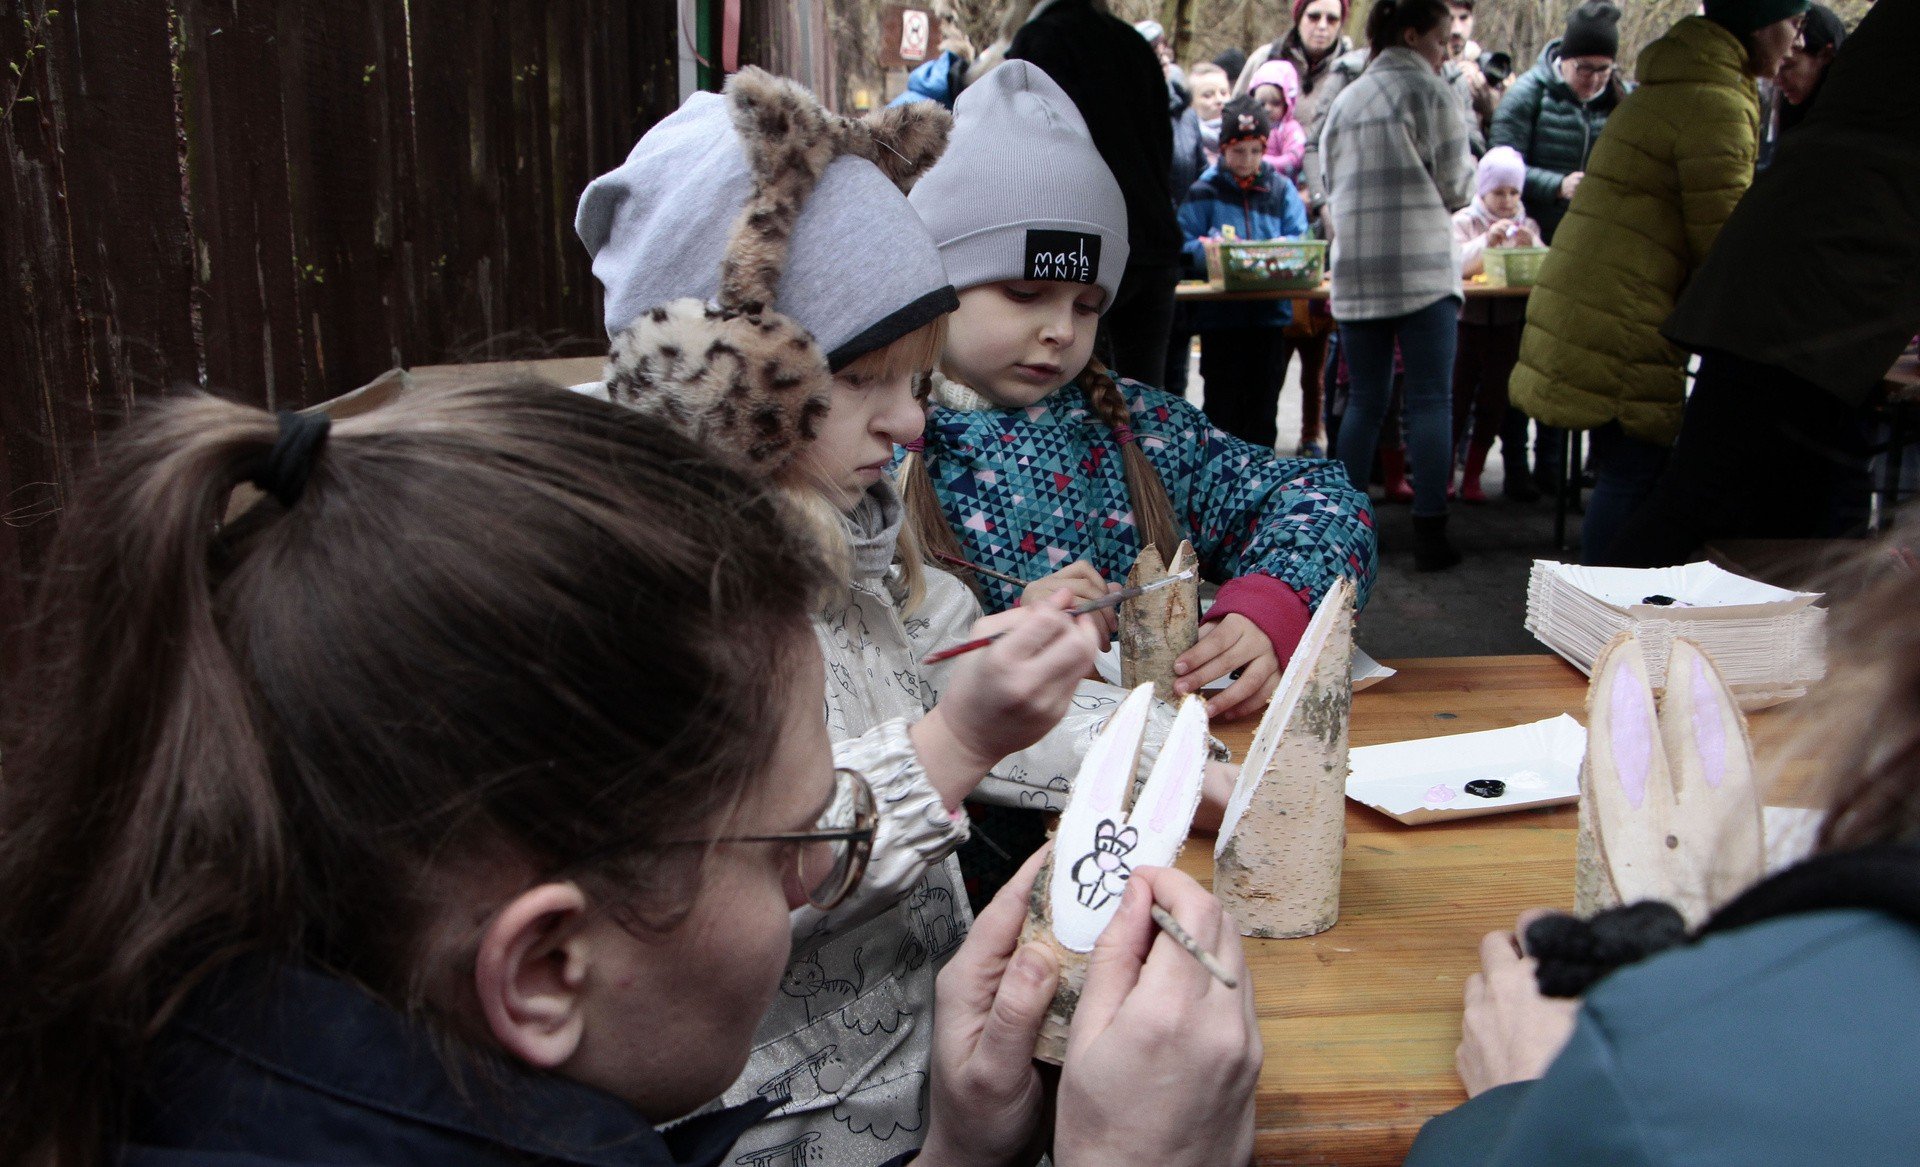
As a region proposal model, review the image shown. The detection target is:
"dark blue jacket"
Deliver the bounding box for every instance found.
[1405,908,1920,1165]
[124,958,779,1166]
[1177,161,1309,331]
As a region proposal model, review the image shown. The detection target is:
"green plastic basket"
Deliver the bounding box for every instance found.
[1205,238,1328,292]
[1483,246,1550,288]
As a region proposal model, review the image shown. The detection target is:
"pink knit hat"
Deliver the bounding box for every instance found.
[1476,146,1527,197]
[1247,60,1301,114]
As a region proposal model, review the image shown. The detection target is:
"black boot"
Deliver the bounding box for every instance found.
[1503,447,1541,502]
[1412,513,1463,572]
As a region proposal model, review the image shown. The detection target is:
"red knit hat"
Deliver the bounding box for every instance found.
[1292,0,1349,26]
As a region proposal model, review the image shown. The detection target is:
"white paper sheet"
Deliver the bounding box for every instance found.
[1346,714,1588,825]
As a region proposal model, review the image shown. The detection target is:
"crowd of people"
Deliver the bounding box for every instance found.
[0,0,1915,1165]
[900,0,1907,571]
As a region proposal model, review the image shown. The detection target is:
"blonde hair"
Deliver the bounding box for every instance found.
[901,358,1185,589]
[780,317,951,614]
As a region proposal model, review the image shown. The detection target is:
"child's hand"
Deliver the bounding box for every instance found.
[1191,760,1240,833]
[913,590,1104,807]
[1456,909,1582,1098]
[1056,868,1261,1167]
[1512,223,1540,247]
[1173,613,1279,721]
[1022,560,1120,640]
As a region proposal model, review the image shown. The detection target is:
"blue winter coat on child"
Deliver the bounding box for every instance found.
[914,374,1376,664]
[1177,160,1309,332]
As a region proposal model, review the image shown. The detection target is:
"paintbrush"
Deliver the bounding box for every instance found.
[930,550,1032,589]
[1150,902,1239,989]
[920,571,1197,665]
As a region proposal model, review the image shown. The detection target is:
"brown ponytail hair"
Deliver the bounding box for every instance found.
[899,358,1186,585]
[0,379,827,1164]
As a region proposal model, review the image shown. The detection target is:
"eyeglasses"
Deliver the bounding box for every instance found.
[1570,62,1614,79]
[673,766,877,911]
[1302,11,1341,23]
[563,767,876,912]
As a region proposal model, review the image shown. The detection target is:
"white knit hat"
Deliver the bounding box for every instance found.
[908,61,1129,311]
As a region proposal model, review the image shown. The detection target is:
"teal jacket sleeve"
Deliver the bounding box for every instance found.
[1124,381,1378,617]
[1404,1013,1663,1167]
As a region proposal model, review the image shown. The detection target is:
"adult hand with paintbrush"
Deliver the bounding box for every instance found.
[911,589,1107,812]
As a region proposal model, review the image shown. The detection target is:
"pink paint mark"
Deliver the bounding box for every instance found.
[1609,665,1653,810]
[1424,784,1457,806]
[1149,768,1189,832]
[1691,652,1728,788]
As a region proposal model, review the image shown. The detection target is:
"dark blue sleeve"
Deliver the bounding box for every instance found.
[1281,175,1309,238]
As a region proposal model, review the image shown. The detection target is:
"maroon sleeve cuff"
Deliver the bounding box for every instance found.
[1205,574,1313,666]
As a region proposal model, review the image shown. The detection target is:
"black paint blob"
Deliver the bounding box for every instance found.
[1464,778,1506,799]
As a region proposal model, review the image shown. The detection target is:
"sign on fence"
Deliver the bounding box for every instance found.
[879,5,936,68]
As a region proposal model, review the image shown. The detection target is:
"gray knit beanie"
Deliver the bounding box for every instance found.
[577,78,956,372]
[908,61,1129,311]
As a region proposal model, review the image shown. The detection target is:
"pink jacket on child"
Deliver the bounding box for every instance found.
[1247,60,1306,181]
[1452,197,1543,278]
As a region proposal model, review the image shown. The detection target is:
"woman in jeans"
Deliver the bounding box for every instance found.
[1321,0,1475,570]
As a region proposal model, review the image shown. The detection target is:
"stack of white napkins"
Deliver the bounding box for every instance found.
[1525,561,1826,710]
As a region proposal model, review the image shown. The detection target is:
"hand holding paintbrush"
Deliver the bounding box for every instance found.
[922,571,1197,665]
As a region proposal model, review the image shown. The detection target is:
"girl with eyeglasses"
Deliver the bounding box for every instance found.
[0,378,1260,1167]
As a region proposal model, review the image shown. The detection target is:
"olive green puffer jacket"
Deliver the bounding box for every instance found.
[1509,18,1759,447]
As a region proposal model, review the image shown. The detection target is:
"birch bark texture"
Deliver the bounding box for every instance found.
[1575,633,1765,927]
[1213,578,1357,939]
[1020,685,1212,1063]
[1119,540,1198,700]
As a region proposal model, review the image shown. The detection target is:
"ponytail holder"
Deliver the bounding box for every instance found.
[904,437,926,454]
[1111,424,1137,447]
[254,410,331,508]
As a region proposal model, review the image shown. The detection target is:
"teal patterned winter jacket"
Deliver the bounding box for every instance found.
[908,375,1376,661]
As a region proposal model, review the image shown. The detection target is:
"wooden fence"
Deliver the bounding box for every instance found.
[0,0,762,673]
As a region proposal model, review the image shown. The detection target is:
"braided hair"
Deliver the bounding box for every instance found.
[900,360,1185,593]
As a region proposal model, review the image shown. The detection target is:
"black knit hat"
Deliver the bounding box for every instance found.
[1218,95,1272,149]
[1561,1,1621,59]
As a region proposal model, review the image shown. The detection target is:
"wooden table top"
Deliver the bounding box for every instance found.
[1191,653,1809,1166]
[1175,280,1532,303]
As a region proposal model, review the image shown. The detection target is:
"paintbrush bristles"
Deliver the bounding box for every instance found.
[1149,902,1239,989]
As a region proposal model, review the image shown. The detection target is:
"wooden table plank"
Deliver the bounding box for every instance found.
[1191,653,1803,1165]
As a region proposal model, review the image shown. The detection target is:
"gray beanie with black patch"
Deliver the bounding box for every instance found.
[577,89,956,371]
[908,61,1129,311]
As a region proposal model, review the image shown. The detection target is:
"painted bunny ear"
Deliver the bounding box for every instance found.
[1657,638,1765,922]
[1581,632,1685,913]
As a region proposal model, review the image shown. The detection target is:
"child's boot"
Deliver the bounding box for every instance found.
[1381,445,1414,504]
[1460,440,1492,504]
[1412,513,1463,572]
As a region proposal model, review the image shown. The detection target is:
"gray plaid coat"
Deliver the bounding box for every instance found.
[1321,47,1476,322]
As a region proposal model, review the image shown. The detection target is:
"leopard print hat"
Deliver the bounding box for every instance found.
[576,69,957,475]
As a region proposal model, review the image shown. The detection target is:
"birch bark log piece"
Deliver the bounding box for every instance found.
[1020,686,1211,1063]
[1120,540,1198,700]
[1213,578,1356,939]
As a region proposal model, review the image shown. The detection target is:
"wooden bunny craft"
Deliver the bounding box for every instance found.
[1576,632,1767,928]
[1021,684,1213,1064]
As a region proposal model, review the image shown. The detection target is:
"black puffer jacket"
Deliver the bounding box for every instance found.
[1489,38,1627,241]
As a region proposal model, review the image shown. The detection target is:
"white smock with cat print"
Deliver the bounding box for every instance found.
[712,480,1180,1167]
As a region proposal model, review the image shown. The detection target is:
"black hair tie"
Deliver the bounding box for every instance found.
[254,410,331,508]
